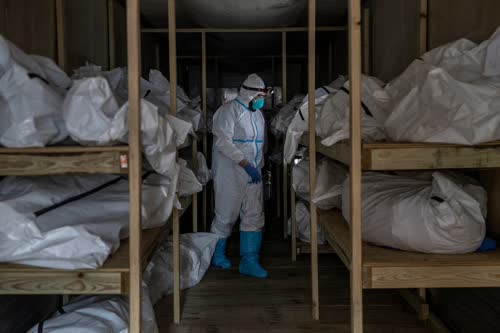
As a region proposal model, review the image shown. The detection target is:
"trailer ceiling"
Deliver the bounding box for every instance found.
[141,0,349,28]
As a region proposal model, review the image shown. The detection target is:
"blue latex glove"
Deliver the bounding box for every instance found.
[479,237,497,252]
[243,164,261,184]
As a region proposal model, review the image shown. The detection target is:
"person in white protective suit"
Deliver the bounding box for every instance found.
[210,73,272,279]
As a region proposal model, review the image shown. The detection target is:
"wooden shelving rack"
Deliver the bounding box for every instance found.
[300,1,500,332]
[319,209,500,289]
[0,0,191,332]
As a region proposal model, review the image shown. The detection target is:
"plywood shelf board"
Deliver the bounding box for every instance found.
[0,146,129,176]
[319,209,500,289]
[300,136,500,170]
[0,146,129,154]
[0,223,170,295]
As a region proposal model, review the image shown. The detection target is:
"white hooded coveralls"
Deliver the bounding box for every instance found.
[210,74,266,238]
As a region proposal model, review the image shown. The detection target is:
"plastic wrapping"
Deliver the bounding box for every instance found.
[71,64,128,102]
[144,233,219,305]
[318,76,389,147]
[283,77,346,163]
[62,77,192,178]
[27,284,158,333]
[196,152,211,185]
[291,158,310,201]
[385,28,500,145]
[0,174,177,269]
[283,75,391,164]
[62,77,121,145]
[0,62,68,147]
[284,29,500,157]
[312,159,348,209]
[0,35,70,89]
[292,158,347,210]
[288,201,326,245]
[0,35,68,147]
[342,172,487,254]
[31,55,71,91]
[270,95,305,136]
[178,158,203,197]
[177,106,202,131]
[148,69,191,112]
[71,65,201,133]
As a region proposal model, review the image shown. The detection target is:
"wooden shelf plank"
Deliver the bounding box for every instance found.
[0,223,170,295]
[0,146,129,154]
[300,136,500,170]
[0,146,129,176]
[319,209,500,289]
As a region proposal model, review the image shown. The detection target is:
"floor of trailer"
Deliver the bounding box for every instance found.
[155,219,431,333]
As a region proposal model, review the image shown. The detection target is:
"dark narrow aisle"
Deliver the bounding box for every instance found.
[154,219,431,332]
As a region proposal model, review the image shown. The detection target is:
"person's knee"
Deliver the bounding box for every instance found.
[211,214,238,237]
[211,222,233,238]
[240,216,265,232]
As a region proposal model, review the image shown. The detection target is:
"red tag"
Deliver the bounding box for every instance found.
[120,155,128,169]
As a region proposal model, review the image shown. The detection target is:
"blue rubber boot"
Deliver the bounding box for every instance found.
[212,238,231,269]
[239,231,268,278]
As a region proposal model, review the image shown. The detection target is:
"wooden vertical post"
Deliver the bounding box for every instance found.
[291,187,297,261]
[282,31,289,239]
[126,0,142,331]
[418,288,428,321]
[168,0,181,324]
[362,7,370,75]
[419,0,428,55]
[55,0,66,72]
[349,0,363,332]
[192,140,198,233]
[308,0,320,321]
[419,288,427,302]
[107,0,116,70]
[201,32,208,231]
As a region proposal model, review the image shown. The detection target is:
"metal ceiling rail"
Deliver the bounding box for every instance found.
[142,26,347,33]
[174,55,308,59]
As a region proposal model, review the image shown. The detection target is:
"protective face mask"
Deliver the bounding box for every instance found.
[250,98,265,111]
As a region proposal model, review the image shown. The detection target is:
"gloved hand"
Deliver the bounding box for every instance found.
[243,164,261,184]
